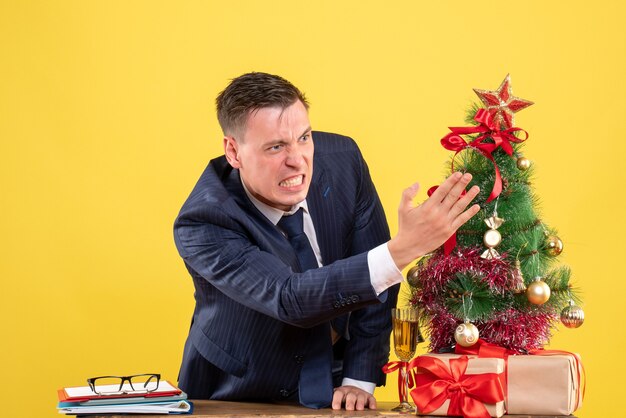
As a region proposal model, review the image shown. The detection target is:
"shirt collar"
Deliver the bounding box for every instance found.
[241,178,308,225]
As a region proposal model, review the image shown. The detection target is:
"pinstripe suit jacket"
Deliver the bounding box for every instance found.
[174,131,399,401]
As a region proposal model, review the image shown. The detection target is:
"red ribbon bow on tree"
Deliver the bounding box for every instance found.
[409,355,505,418]
[440,108,528,203]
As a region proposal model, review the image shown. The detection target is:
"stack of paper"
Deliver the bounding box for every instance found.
[57,380,192,415]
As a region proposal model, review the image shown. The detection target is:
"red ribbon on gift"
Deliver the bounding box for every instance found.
[455,338,514,409]
[455,338,515,358]
[441,108,528,203]
[409,355,505,418]
[382,361,414,403]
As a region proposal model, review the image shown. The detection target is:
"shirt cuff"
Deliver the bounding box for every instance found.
[341,378,376,394]
[368,243,404,295]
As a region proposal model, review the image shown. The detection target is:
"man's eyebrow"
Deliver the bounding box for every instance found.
[263,127,313,147]
[299,126,312,138]
[261,139,289,148]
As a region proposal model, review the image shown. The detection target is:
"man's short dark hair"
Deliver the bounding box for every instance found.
[216,72,309,138]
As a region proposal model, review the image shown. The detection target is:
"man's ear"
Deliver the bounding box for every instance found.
[223,136,242,168]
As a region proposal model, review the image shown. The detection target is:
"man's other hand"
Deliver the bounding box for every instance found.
[331,385,377,410]
[388,172,481,270]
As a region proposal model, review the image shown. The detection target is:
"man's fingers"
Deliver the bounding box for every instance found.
[450,185,480,218]
[428,172,463,203]
[441,172,473,209]
[355,393,367,411]
[368,395,377,410]
[331,390,344,410]
[331,386,376,411]
[452,203,481,230]
[344,392,357,411]
[399,182,420,212]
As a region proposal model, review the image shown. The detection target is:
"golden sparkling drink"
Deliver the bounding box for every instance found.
[392,317,419,360]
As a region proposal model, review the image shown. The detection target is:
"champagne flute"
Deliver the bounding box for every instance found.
[391,307,424,413]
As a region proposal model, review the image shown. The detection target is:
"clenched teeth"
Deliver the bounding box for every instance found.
[279,175,303,187]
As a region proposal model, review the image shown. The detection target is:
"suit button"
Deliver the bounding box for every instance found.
[351,295,359,303]
[279,389,290,398]
[333,301,340,308]
[294,355,304,364]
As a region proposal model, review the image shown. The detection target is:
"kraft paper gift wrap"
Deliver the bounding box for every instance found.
[506,353,583,415]
[411,354,505,418]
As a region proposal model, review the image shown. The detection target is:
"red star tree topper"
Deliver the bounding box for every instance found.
[473,74,534,129]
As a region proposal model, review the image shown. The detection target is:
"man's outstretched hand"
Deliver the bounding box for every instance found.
[388,172,481,270]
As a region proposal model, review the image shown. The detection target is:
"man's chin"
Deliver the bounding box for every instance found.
[275,192,308,209]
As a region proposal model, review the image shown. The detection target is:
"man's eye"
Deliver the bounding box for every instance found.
[269,144,283,151]
[300,134,310,142]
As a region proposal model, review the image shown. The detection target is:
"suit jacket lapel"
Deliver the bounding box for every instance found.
[309,159,352,339]
[307,161,342,265]
[222,165,301,272]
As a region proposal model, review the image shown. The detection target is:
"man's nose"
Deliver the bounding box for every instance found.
[285,146,305,166]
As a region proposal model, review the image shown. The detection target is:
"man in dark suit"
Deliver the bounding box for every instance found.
[174,72,480,410]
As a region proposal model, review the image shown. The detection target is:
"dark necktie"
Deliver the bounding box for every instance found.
[278,208,333,408]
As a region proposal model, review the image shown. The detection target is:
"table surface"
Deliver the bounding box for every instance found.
[87,400,577,418]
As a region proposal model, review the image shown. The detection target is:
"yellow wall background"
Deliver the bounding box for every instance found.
[1,1,624,417]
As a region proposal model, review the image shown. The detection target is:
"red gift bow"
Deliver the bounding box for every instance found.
[382,361,414,403]
[409,355,505,418]
[440,108,528,203]
[456,338,514,409]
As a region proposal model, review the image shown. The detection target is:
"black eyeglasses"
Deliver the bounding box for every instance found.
[87,373,160,395]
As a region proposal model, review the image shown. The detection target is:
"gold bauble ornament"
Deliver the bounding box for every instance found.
[483,229,502,248]
[517,156,531,171]
[545,235,564,257]
[454,321,479,347]
[481,215,505,259]
[406,264,420,287]
[561,301,585,328]
[527,277,551,305]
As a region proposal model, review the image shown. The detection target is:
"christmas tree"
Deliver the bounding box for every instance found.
[408,75,584,353]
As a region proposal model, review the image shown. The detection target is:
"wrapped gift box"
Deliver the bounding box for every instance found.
[411,354,506,418]
[506,352,583,415]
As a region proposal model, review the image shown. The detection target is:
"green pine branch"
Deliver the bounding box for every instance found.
[444,272,513,321]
